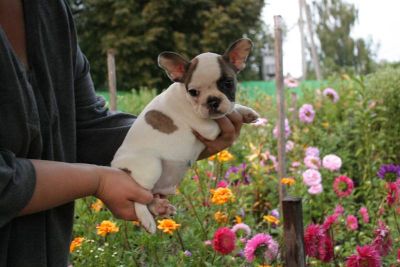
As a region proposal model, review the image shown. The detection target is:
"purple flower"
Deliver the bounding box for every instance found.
[377,164,400,180]
[184,250,192,257]
[299,104,316,123]
[323,88,339,103]
[225,163,251,184]
[286,140,295,152]
[271,209,280,218]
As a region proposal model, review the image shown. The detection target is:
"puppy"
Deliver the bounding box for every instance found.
[111,38,259,233]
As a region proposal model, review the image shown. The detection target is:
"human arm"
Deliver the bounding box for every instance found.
[18,159,153,220]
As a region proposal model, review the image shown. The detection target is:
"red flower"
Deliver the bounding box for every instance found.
[304,224,334,262]
[386,181,399,206]
[212,227,236,255]
[372,220,392,256]
[322,214,339,231]
[333,175,354,198]
[346,245,381,267]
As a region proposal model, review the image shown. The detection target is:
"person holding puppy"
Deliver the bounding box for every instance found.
[0,0,245,266]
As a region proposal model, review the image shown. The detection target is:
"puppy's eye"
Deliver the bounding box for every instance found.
[188,89,199,97]
[223,80,234,89]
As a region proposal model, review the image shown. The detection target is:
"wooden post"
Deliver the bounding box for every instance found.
[107,49,117,111]
[274,15,287,200]
[282,197,306,267]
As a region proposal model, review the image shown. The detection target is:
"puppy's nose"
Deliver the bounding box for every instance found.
[207,97,221,111]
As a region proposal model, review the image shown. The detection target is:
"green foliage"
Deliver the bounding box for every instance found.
[312,0,376,76]
[71,71,400,265]
[71,0,269,90]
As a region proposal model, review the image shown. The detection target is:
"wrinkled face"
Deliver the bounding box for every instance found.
[183,53,237,119]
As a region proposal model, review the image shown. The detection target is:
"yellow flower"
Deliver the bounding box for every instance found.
[214,211,228,223]
[157,219,181,234]
[322,122,330,129]
[91,199,103,212]
[246,142,262,162]
[211,187,235,205]
[96,220,119,237]
[263,215,280,225]
[258,265,272,267]
[235,215,242,224]
[69,237,84,253]
[281,177,296,186]
[132,220,141,226]
[208,150,234,162]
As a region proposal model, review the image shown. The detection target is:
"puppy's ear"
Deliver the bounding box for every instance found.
[158,52,190,82]
[223,38,253,73]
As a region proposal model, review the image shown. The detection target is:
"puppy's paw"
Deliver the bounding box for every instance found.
[149,198,177,217]
[243,109,260,123]
[234,104,260,124]
[135,203,157,234]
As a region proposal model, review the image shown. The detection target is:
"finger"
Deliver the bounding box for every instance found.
[226,110,243,136]
[127,179,154,204]
[215,116,236,139]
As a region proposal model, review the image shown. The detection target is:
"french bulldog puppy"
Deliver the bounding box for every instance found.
[111,38,259,233]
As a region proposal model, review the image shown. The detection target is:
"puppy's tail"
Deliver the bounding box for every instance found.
[135,203,157,234]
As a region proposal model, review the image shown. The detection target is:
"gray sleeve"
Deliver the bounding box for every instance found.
[74,47,135,165]
[0,149,36,227]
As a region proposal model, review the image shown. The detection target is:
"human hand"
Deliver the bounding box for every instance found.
[94,166,153,220]
[194,110,244,160]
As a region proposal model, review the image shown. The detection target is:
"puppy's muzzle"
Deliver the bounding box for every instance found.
[207,96,221,112]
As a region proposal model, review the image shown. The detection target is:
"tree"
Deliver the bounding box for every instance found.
[70,0,269,90]
[311,0,375,76]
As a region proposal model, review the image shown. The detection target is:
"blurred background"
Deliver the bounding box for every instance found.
[68,0,399,91]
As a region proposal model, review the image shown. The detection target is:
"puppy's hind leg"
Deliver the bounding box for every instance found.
[113,155,162,234]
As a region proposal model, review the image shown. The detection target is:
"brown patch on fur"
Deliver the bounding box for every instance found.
[145,110,178,134]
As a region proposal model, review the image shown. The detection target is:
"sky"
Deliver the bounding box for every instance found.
[262,0,400,77]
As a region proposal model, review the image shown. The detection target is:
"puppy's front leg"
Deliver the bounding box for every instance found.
[234,103,260,123]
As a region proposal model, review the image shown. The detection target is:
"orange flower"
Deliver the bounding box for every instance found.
[157,219,181,234]
[281,177,296,186]
[235,215,242,224]
[96,220,119,237]
[132,220,141,226]
[70,237,84,253]
[211,187,235,205]
[263,215,280,225]
[214,211,228,223]
[91,199,103,212]
[208,150,234,162]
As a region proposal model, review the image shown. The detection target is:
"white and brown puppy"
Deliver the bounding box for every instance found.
[111,38,259,233]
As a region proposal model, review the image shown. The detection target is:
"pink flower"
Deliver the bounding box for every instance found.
[322,214,339,231]
[359,207,369,224]
[308,184,323,195]
[291,161,301,168]
[302,169,322,186]
[346,215,358,231]
[334,204,345,215]
[212,227,236,255]
[252,117,268,126]
[323,88,339,103]
[273,118,291,138]
[231,223,251,237]
[333,175,354,198]
[372,220,392,256]
[322,154,342,171]
[304,155,321,169]
[284,77,299,88]
[397,248,400,263]
[299,104,316,123]
[346,245,381,267]
[244,233,278,262]
[305,146,320,157]
[216,180,229,188]
[286,140,295,152]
